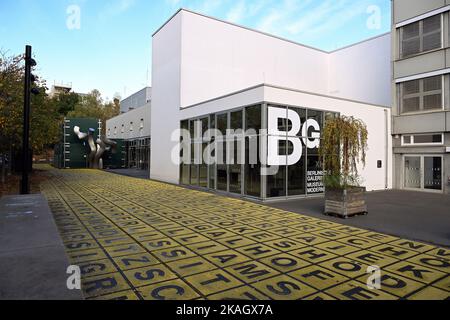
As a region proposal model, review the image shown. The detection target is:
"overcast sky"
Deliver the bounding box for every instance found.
[0,0,391,101]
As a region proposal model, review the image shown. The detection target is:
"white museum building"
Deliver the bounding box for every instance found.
[110,9,393,201]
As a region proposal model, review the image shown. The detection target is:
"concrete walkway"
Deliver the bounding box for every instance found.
[0,194,82,300]
[267,190,450,248]
[37,168,449,300]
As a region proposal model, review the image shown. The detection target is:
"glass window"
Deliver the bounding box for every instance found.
[414,134,441,144]
[306,146,324,195]
[306,110,323,138]
[245,135,261,197]
[181,120,189,131]
[407,134,444,145]
[199,164,208,187]
[403,135,412,144]
[190,165,198,186]
[201,117,208,139]
[288,107,307,137]
[267,139,287,198]
[216,114,227,165]
[217,165,227,191]
[400,15,441,58]
[209,164,215,189]
[181,165,190,184]
[217,113,227,136]
[267,165,286,198]
[230,110,243,130]
[229,111,243,165]
[229,111,243,194]
[400,76,442,113]
[288,143,306,196]
[246,105,262,134]
[209,114,216,130]
[216,113,228,191]
[229,165,241,194]
[424,157,442,190]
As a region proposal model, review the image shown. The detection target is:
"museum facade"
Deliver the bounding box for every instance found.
[148,9,393,201]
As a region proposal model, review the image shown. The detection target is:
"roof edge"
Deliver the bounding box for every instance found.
[152,8,391,54]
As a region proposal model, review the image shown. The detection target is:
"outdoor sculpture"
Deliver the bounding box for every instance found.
[74,126,117,169]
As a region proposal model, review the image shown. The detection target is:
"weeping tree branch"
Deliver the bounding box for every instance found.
[319,115,368,189]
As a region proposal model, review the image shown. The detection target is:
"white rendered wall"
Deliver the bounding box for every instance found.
[106,104,151,140]
[180,10,329,108]
[150,13,182,184]
[328,34,392,107]
[179,10,391,109]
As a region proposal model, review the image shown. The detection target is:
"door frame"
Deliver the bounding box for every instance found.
[402,154,444,193]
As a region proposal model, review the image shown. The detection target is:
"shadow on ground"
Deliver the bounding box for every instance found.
[266,190,450,248]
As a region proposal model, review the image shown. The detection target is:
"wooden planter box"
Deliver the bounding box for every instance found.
[325,187,368,219]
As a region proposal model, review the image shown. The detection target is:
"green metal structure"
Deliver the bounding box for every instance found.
[53,118,125,169]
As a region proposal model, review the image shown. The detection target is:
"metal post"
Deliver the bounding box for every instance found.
[20,45,32,195]
[1,154,5,184]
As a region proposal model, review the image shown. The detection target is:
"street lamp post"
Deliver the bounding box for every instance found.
[20,45,36,195]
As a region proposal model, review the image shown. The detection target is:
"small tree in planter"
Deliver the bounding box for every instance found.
[319,115,368,219]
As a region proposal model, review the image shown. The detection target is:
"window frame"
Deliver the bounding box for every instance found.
[399,75,444,114]
[401,133,444,146]
[399,13,443,59]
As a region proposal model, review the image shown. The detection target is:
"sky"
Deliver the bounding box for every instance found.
[0,0,391,102]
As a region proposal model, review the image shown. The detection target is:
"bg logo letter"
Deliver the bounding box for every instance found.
[267,107,302,166]
[267,107,321,166]
[67,265,81,290]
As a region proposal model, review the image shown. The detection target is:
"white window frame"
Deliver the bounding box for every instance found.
[401,133,444,146]
[399,13,443,59]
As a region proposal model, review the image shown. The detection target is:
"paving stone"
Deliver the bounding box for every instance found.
[38,167,450,300]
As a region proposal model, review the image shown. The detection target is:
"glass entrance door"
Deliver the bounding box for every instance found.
[403,155,443,192]
[404,156,421,189]
[424,156,442,191]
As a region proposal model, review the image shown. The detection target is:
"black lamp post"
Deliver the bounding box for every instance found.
[20,45,37,195]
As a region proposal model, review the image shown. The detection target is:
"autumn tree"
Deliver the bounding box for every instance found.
[0,50,63,156]
[67,89,120,135]
[54,91,80,116]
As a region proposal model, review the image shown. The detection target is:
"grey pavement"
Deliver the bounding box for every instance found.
[107,168,149,180]
[266,190,450,248]
[0,194,82,300]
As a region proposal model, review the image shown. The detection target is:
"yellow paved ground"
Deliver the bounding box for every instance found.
[40,167,450,300]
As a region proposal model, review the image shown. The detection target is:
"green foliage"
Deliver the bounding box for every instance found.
[0,51,61,154]
[0,50,120,156]
[67,89,120,135]
[319,115,368,190]
[55,92,80,116]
